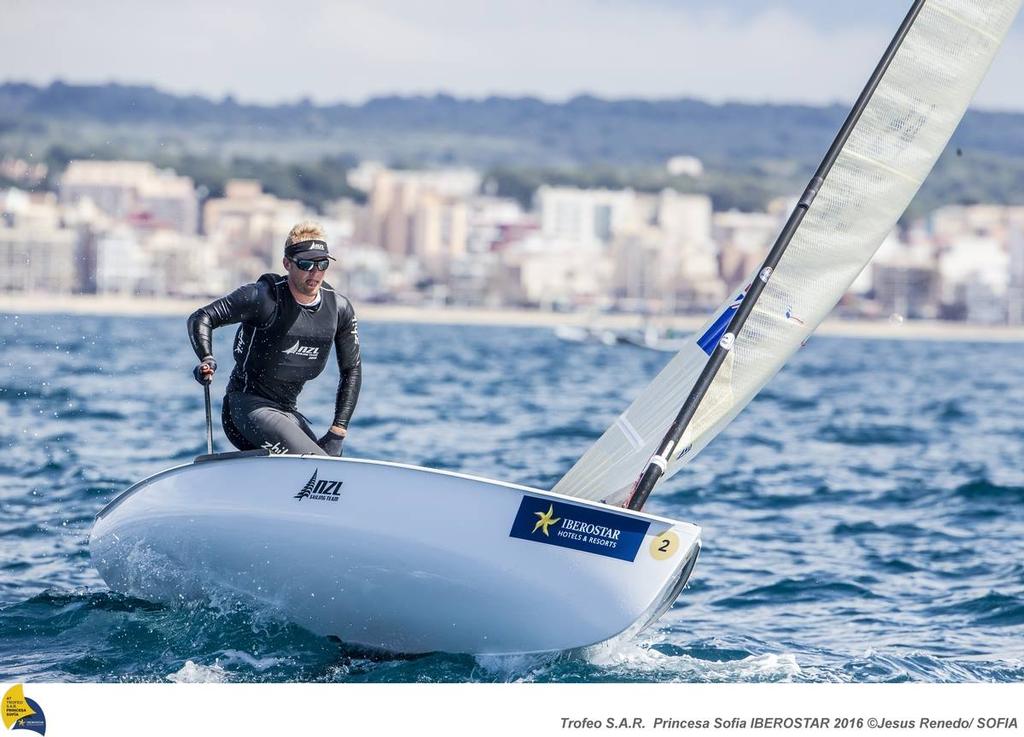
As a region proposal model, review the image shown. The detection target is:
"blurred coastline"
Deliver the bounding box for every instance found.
[3,293,1024,341]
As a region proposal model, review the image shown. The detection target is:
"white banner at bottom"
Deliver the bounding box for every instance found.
[2,682,1021,737]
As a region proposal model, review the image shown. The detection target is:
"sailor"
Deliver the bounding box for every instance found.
[187,222,361,456]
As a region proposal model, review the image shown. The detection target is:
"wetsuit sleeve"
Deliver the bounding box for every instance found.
[333,299,362,428]
[187,281,275,360]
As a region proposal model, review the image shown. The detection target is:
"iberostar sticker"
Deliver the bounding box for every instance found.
[532,504,561,536]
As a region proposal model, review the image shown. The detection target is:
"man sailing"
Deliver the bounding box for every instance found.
[187,222,361,456]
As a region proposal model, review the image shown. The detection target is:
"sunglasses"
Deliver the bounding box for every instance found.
[289,257,330,272]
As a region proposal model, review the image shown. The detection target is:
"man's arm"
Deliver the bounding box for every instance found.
[330,299,362,435]
[187,281,275,361]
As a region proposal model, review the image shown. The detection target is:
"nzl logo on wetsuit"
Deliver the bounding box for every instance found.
[281,340,320,359]
[509,496,650,561]
[294,470,343,502]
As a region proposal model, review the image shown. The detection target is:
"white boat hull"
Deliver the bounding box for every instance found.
[90,453,701,655]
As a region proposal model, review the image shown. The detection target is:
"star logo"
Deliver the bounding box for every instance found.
[532,504,561,537]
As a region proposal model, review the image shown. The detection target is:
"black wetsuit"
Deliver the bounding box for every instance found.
[187,273,361,454]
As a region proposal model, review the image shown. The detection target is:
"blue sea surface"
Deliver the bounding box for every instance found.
[1,313,1022,683]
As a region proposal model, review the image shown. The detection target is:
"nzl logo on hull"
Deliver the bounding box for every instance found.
[282,340,320,359]
[509,496,650,562]
[294,470,343,502]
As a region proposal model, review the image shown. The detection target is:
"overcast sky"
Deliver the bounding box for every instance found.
[3,0,1022,110]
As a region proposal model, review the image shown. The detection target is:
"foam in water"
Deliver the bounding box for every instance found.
[215,649,286,672]
[583,634,802,683]
[166,660,229,683]
[470,632,802,684]
[472,652,567,682]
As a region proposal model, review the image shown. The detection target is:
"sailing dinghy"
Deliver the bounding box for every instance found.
[91,0,1021,655]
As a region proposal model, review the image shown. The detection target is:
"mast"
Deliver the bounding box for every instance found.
[625,0,928,511]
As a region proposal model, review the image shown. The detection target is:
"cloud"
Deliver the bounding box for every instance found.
[0,0,1021,109]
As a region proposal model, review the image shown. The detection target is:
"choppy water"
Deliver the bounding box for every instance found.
[1,313,1023,683]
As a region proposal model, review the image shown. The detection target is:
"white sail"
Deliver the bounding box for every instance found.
[554,0,1022,506]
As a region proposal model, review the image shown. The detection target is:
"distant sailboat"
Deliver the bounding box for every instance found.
[617,324,692,353]
[553,324,619,346]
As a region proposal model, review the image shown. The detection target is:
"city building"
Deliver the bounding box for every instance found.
[713,210,782,288]
[202,179,309,279]
[356,167,479,272]
[412,190,468,277]
[0,156,48,187]
[320,245,393,302]
[1009,228,1024,326]
[654,191,722,308]
[931,204,1012,243]
[611,228,667,305]
[95,227,229,297]
[465,196,527,254]
[864,233,939,319]
[59,160,199,234]
[536,186,637,248]
[665,155,704,178]
[0,189,79,294]
[496,235,612,309]
[938,237,1009,323]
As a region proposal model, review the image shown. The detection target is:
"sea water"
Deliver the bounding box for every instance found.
[1,313,1022,682]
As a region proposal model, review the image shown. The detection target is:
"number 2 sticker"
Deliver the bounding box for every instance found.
[649,531,679,560]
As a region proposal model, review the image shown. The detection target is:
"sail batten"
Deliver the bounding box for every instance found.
[842,148,923,184]
[552,0,1022,507]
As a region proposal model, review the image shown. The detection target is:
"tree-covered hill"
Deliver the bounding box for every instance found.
[3,81,1023,214]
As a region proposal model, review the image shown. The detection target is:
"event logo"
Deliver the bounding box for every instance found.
[294,470,343,502]
[509,496,651,562]
[2,685,46,736]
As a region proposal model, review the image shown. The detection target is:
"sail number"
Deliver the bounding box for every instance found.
[649,531,680,560]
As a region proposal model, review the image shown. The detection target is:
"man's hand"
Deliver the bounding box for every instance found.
[318,428,346,456]
[193,356,217,385]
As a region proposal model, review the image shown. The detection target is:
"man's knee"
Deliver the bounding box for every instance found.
[247,408,324,455]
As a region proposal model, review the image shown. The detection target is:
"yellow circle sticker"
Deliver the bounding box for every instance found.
[650,531,679,560]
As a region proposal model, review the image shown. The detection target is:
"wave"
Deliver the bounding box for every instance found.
[832,521,936,539]
[712,577,879,608]
[0,385,77,403]
[818,424,927,446]
[842,649,1021,683]
[953,479,1024,503]
[929,592,1024,627]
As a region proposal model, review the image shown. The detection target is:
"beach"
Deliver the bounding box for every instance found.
[2,293,1024,342]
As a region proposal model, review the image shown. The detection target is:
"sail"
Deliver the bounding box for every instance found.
[554,0,1022,506]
